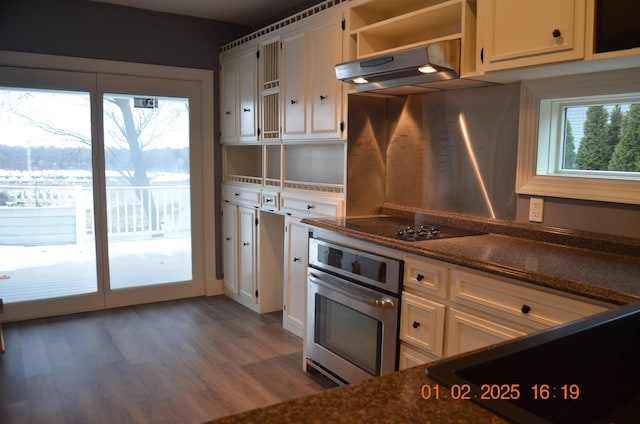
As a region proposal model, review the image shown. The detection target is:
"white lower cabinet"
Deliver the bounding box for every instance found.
[279,191,344,218]
[282,216,310,337]
[399,292,446,358]
[444,307,527,357]
[399,343,439,371]
[398,255,612,370]
[237,206,257,303]
[222,185,283,314]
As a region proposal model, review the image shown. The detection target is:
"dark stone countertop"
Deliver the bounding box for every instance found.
[207,209,640,424]
[301,212,640,305]
[208,362,508,424]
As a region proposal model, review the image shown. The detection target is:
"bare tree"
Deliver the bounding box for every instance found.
[9,92,188,231]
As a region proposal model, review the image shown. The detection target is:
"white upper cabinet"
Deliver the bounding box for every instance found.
[309,16,345,139]
[281,12,346,142]
[220,46,259,143]
[282,31,307,138]
[220,57,238,142]
[477,0,586,71]
[237,49,259,141]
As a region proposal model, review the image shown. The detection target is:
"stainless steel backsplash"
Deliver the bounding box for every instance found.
[347,83,521,220]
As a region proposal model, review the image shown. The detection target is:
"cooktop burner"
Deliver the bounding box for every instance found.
[340,216,484,242]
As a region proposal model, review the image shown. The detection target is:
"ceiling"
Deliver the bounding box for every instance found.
[92,0,315,26]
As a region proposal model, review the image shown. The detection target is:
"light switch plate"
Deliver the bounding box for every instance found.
[529,197,544,222]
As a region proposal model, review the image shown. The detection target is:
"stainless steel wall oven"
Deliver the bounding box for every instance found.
[306,237,403,384]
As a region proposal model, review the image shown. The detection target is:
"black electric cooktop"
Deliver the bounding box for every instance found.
[339,216,484,242]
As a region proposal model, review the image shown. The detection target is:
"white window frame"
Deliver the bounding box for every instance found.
[516,68,640,205]
[0,50,219,321]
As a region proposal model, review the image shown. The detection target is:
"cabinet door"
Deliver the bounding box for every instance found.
[222,202,238,294]
[238,49,259,141]
[445,307,527,357]
[479,0,585,70]
[238,206,257,303]
[282,217,309,337]
[400,292,446,357]
[219,59,238,143]
[282,31,307,139]
[308,16,344,139]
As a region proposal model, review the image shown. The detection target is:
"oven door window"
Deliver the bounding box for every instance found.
[315,294,382,376]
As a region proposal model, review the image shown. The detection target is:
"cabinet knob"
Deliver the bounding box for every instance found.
[293,257,300,262]
[265,198,273,203]
[416,273,424,282]
[552,29,561,38]
[306,204,315,210]
[521,304,532,314]
[412,321,421,329]
[243,108,251,112]
[290,99,298,104]
[243,242,250,246]
[225,111,231,115]
[226,237,231,241]
[319,95,326,101]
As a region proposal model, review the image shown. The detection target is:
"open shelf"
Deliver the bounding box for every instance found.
[224,145,262,186]
[350,0,452,31]
[351,0,464,58]
[283,144,345,194]
[264,144,282,189]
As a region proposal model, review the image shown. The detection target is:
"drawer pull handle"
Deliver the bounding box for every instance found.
[320,95,326,101]
[412,321,421,329]
[416,273,424,282]
[265,198,273,203]
[293,257,300,262]
[290,99,298,104]
[307,204,315,210]
[234,192,240,196]
[226,237,231,241]
[243,108,251,112]
[243,242,250,246]
[521,304,532,315]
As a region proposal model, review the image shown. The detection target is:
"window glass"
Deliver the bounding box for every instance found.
[560,102,640,174]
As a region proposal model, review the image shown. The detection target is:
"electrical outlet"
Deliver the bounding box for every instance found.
[529,197,544,222]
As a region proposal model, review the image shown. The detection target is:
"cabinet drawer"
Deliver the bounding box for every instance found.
[400,292,446,357]
[222,185,261,208]
[398,342,439,371]
[403,255,448,300]
[445,307,527,357]
[450,268,610,331]
[260,190,280,211]
[280,193,343,218]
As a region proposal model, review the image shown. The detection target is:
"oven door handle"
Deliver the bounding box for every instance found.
[308,272,397,309]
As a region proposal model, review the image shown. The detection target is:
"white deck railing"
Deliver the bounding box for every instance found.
[0,184,190,240]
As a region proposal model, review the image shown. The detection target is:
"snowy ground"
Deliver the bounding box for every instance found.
[0,237,192,303]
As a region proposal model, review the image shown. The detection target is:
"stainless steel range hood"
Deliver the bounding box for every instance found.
[336,39,482,94]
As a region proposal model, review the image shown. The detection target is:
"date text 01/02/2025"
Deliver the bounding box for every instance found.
[421,384,581,401]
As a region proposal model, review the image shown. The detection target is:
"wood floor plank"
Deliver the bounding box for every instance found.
[0,296,336,424]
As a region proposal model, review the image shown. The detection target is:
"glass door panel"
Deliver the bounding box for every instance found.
[102,93,192,290]
[0,87,98,303]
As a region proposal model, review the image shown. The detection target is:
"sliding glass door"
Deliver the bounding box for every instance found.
[0,86,99,304]
[0,66,206,319]
[102,93,192,290]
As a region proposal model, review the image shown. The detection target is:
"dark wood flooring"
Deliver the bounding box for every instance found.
[0,296,337,424]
